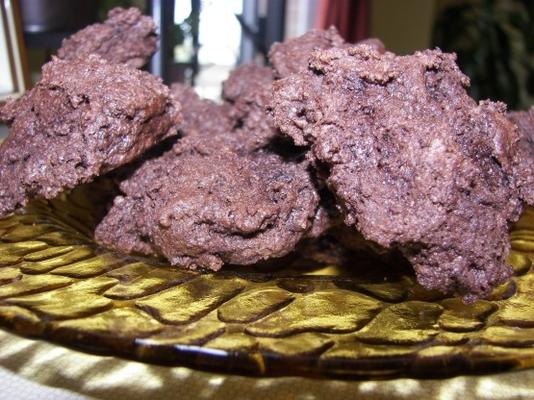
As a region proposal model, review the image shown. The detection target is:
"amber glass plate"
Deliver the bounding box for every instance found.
[0,185,533,379]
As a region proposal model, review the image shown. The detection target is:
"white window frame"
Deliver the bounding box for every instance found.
[0,0,28,100]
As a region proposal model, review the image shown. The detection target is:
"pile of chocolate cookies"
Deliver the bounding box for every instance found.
[0,8,532,302]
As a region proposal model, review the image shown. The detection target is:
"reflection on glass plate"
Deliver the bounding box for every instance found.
[0,184,533,379]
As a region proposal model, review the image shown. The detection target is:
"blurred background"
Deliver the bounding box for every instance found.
[1,0,534,138]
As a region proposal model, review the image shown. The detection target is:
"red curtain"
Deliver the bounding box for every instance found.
[315,0,370,43]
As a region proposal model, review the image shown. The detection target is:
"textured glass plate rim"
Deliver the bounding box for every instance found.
[0,186,532,380]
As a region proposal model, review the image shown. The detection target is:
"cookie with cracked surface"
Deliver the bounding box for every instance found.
[170,83,233,138]
[57,7,157,68]
[0,55,180,217]
[95,136,320,270]
[271,45,528,301]
[268,26,385,79]
[221,64,279,152]
[268,26,345,78]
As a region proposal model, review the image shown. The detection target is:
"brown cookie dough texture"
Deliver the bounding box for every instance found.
[509,107,534,146]
[172,64,292,155]
[221,64,278,151]
[95,136,319,270]
[170,80,274,154]
[268,27,345,78]
[57,7,157,68]
[268,26,385,79]
[170,83,233,138]
[507,108,534,205]
[356,38,386,54]
[271,45,529,301]
[0,55,180,217]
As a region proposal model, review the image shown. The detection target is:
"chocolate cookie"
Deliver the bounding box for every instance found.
[95,136,319,270]
[271,44,529,301]
[57,7,157,68]
[170,83,233,138]
[221,64,279,151]
[0,55,180,217]
[268,26,385,79]
[508,108,534,205]
[268,27,345,78]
